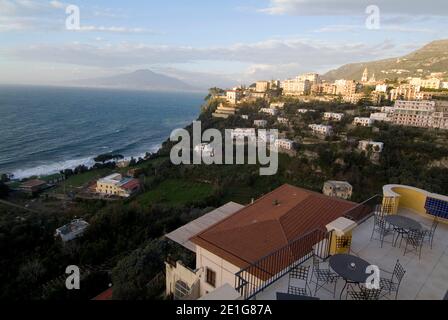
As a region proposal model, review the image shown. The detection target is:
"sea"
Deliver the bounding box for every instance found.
[0,85,205,179]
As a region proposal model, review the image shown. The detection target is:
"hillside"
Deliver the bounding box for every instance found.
[324,39,448,81]
[69,69,199,92]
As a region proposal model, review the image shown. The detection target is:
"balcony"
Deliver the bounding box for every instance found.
[236,195,448,300]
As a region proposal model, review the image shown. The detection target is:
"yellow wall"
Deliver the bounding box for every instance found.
[383,185,448,224]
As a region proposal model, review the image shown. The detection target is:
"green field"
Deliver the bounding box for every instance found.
[51,168,113,193]
[136,179,213,206]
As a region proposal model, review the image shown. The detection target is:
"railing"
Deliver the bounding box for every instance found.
[234,228,332,300]
[343,195,383,224]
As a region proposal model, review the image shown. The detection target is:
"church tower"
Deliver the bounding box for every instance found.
[362,68,369,82]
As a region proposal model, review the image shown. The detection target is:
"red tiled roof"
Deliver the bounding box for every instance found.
[121,179,140,190]
[20,179,46,188]
[92,287,113,301]
[190,184,357,269]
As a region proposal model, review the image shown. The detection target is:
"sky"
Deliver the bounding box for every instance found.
[1,0,447,88]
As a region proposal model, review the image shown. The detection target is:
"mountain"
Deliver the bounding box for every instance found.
[69,69,199,92]
[324,39,448,81]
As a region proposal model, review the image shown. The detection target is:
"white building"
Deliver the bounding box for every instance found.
[258,130,276,143]
[281,78,311,96]
[194,143,215,157]
[254,120,268,127]
[277,117,289,125]
[370,112,393,122]
[270,102,285,109]
[298,109,317,114]
[358,140,384,153]
[375,84,389,93]
[275,139,295,150]
[323,112,344,121]
[241,115,249,120]
[260,108,278,116]
[353,117,375,127]
[255,81,270,93]
[55,219,89,243]
[226,90,241,105]
[309,124,333,136]
[230,128,256,142]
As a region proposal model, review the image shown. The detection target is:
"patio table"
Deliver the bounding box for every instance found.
[329,254,372,300]
[385,215,423,246]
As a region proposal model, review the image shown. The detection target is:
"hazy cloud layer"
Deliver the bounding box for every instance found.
[261,0,448,16]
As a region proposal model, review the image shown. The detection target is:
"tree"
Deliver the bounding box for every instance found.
[0,181,9,198]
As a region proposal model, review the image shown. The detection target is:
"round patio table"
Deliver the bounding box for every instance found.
[329,254,372,300]
[385,215,423,247]
[384,215,422,231]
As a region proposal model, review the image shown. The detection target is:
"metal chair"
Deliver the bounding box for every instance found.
[370,215,394,248]
[403,229,426,260]
[311,256,340,298]
[346,285,382,300]
[288,265,311,297]
[380,260,406,300]
[423,218,439,250]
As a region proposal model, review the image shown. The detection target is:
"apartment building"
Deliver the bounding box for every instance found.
[254,120,268,127]
[213,103,239,119]
[297,108,317,114]
[370,112,393,122]
[410,77,442,90]
[274,139,295,151]
[393,100,448,130]
[335,80,358,96]
[270,102,285,109]
[260,108,278,116]
[255,81,270,93]
[322,181,353,200]
[389,84,421,101]
[277,117,289,125]
[298,73,321,85]
[96,173,141,198]
[375,84,389,93]
[353,117,374,127]
[226,90,242,105]
[281,78,311,96]
[309,124,333,136]
[323,112,344,121]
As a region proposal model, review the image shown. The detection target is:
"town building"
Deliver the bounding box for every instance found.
[353,117,375,127]
[194,143,215,157]
[254,120,268,127]
[309,124,333,136]
[274,139,295,151]
[277,117,289,125]
[358,140,384,153]
[298,73,321,85]
[370,112,393,122]
[392,100,448,130]
[230,128,256,142]
[375,84,389,93]
[55,219,89,243]
[19,179,48,195]
[226,90,242,105]
[255,81,270,93]
[281,78,311,96]
[323,181,353,200]
[335,80,358,96]
[389,84,422,101]
[96,173,141,198]
[241,115,249,120]
[297,109,317,114]
[410,77,442,90]
[260,108,278,116]
[270,102,285,109]
[323,112,344,121]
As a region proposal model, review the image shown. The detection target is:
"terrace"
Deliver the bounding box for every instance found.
[235,188,448,301]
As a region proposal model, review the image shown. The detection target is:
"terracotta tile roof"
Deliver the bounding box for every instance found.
[20,179,47,188]
[120,179,140,190]
[190,184,357,269]
[92,287,113,301]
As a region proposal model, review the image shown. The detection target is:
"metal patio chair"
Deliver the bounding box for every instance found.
[423,218,439,250]
[311,256,340,298]
[380,260,406,300]
[288,265,312,297]
[370,214,394,248]
[346,285,382,300]
[403,229,426,260]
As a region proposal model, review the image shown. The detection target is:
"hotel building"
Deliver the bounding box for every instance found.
[96,173,141,198]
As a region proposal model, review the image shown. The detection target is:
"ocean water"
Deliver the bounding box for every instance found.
[0,85,204,179]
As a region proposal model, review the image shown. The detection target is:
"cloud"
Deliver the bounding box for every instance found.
[5,38,413,80]
[0,0,150,33]
[260,0,448,16]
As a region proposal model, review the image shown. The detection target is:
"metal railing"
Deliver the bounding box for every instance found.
[234,228,332,300]
[234,195,384,300]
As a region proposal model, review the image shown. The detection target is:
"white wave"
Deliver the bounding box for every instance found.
[11,144,163,180]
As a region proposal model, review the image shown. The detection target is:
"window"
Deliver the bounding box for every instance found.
[206,268,216,288]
